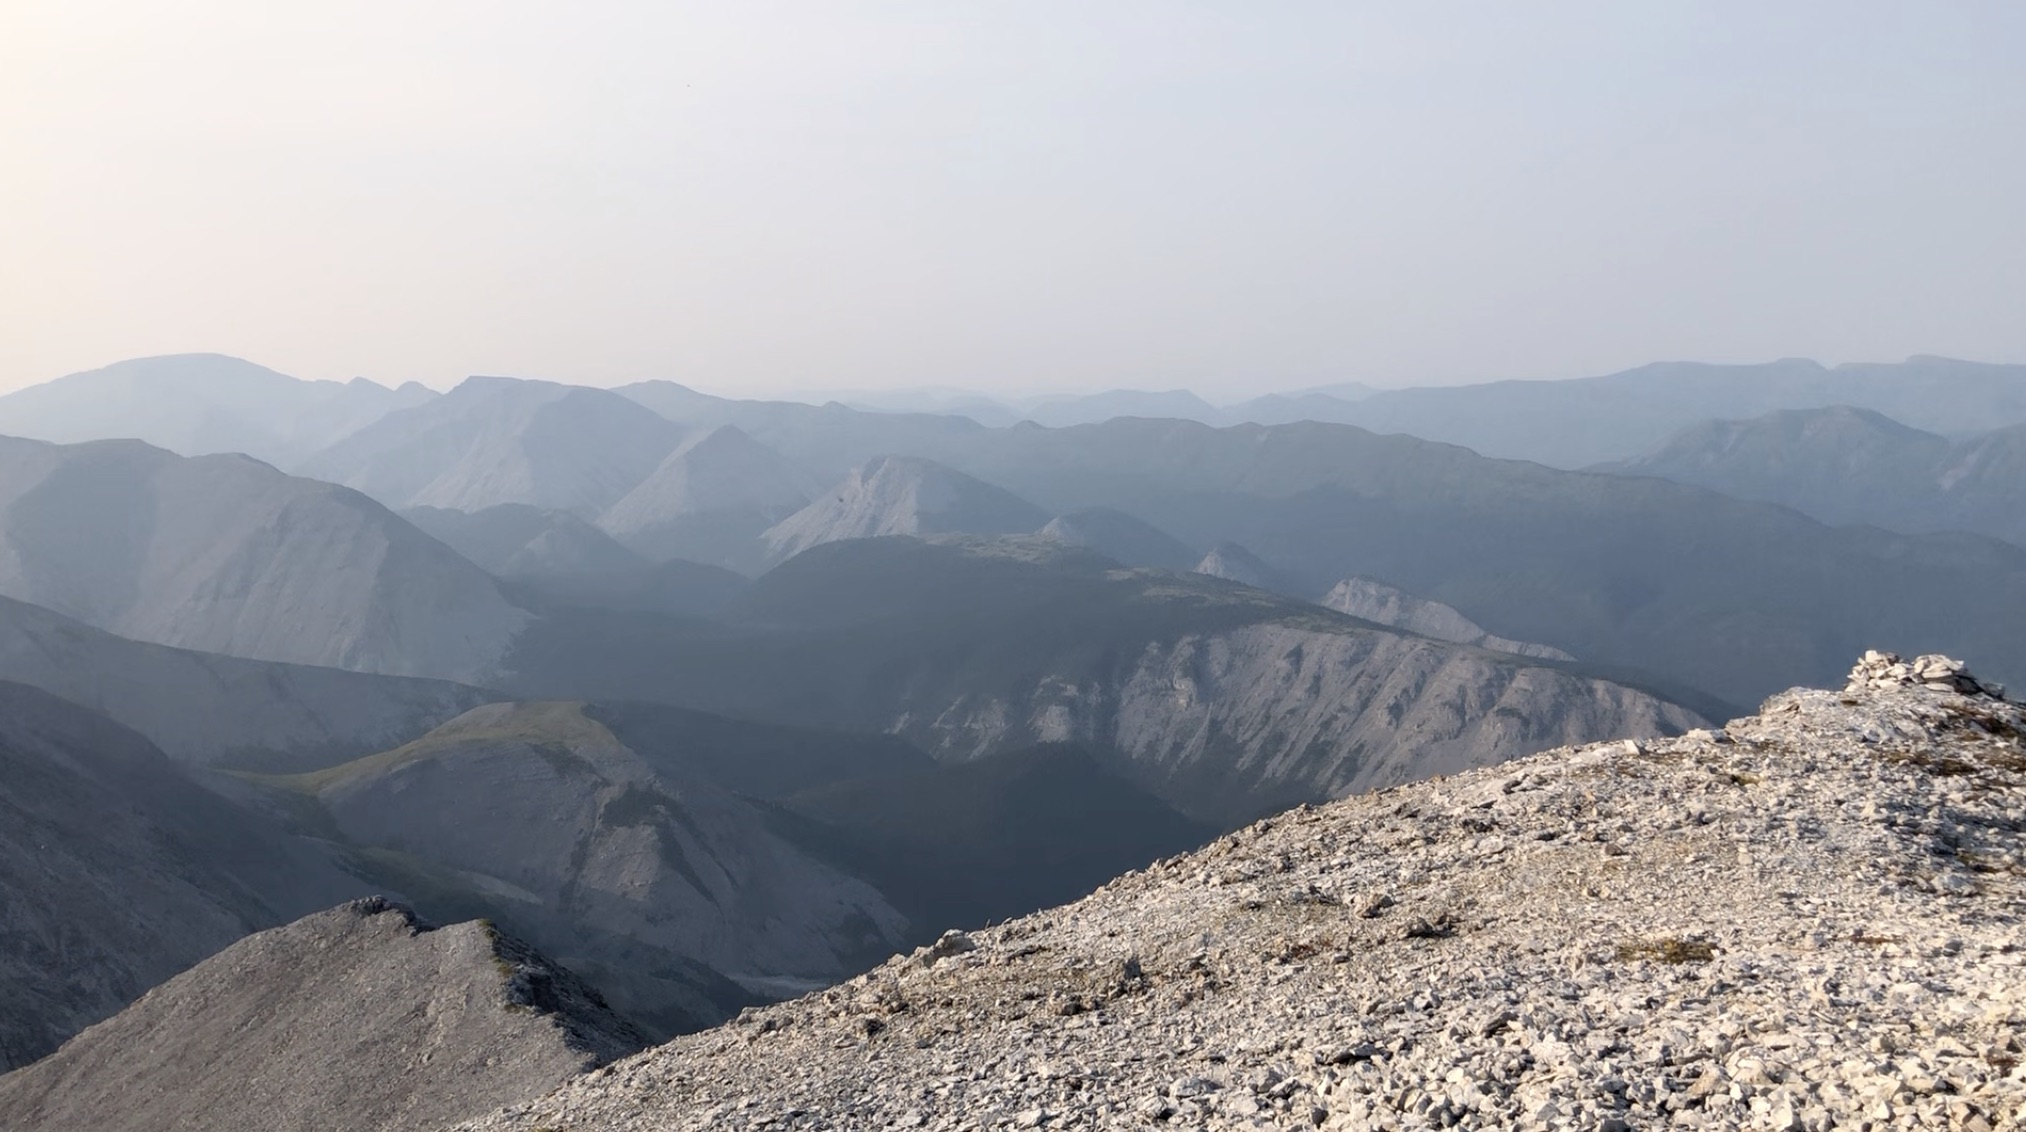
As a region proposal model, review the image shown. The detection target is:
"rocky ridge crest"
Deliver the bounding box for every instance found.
[457,654,2025,1131]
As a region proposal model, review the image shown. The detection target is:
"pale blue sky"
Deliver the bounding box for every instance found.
[3,2,2022,397]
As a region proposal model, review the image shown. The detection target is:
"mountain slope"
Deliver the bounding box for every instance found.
[0,683,367,1069]
[0,592,488,772]
[458,659,2026,1132]
[0,898,646,1132]
[1192,540,1301,594]
[615,380,990,478]
[298,376,687,514]
[0,353,434,467]
[258,701,909,1034]
[598,424,818,569]
[759,456,1048,563]
[1600,407,2026,546]
[1322,575,1575,660]
[1037,507,1197,570]
[0,436,529,680]
[504,536,1704,823]
[403,503,649,577]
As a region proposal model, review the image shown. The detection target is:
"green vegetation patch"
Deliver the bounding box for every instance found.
[1615,936,1715,964]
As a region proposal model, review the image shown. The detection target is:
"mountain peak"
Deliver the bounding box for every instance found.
[760,456,1046,564]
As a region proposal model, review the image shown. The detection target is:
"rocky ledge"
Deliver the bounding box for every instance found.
[457,656,2025,1132]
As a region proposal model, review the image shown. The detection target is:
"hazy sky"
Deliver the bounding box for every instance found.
[4,2,2023,399]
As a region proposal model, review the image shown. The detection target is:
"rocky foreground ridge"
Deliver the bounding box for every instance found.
[458,654,2025,1131]
[0,898,646,1132]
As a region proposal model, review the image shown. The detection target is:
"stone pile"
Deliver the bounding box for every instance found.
[456,656,2026,1132]
[1848,650,2006,700]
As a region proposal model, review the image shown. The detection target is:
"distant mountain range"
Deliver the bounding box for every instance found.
[0,348,2021,1107]
[0,354,435,468]
[1597,405,2026,547]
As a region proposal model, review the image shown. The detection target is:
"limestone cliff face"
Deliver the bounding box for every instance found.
[886,621,1700,822]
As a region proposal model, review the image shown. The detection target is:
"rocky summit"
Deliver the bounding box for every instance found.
[457,655,2025,1132]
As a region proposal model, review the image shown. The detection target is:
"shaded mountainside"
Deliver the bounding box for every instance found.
[0,592,488,772]
[760,455,1049,564]
[0,898,646,1132]
[0,435,529,681]
[0,353,434,467]
[503,536,1704,823]
[930,417,2026,706]
[598,424,819,571]
[0,683,367,1070]
[298,376,687,514]
[1598,406,2026,547]
[776,742,1213,936]
[248,701,910,1035]
[457,661,2026,1132]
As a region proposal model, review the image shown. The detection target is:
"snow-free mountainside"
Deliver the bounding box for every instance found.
[0,352,2021,1131]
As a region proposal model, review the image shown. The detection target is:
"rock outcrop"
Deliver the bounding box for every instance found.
[0,898,646,1132]
[456,657,2026,1132]
[1321,576,1575,661]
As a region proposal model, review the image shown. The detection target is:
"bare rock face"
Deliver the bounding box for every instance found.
[893,622,1698,822]
[456,657,2026,1132]
[1321,575,1576,661]
[0,898,646,1132]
